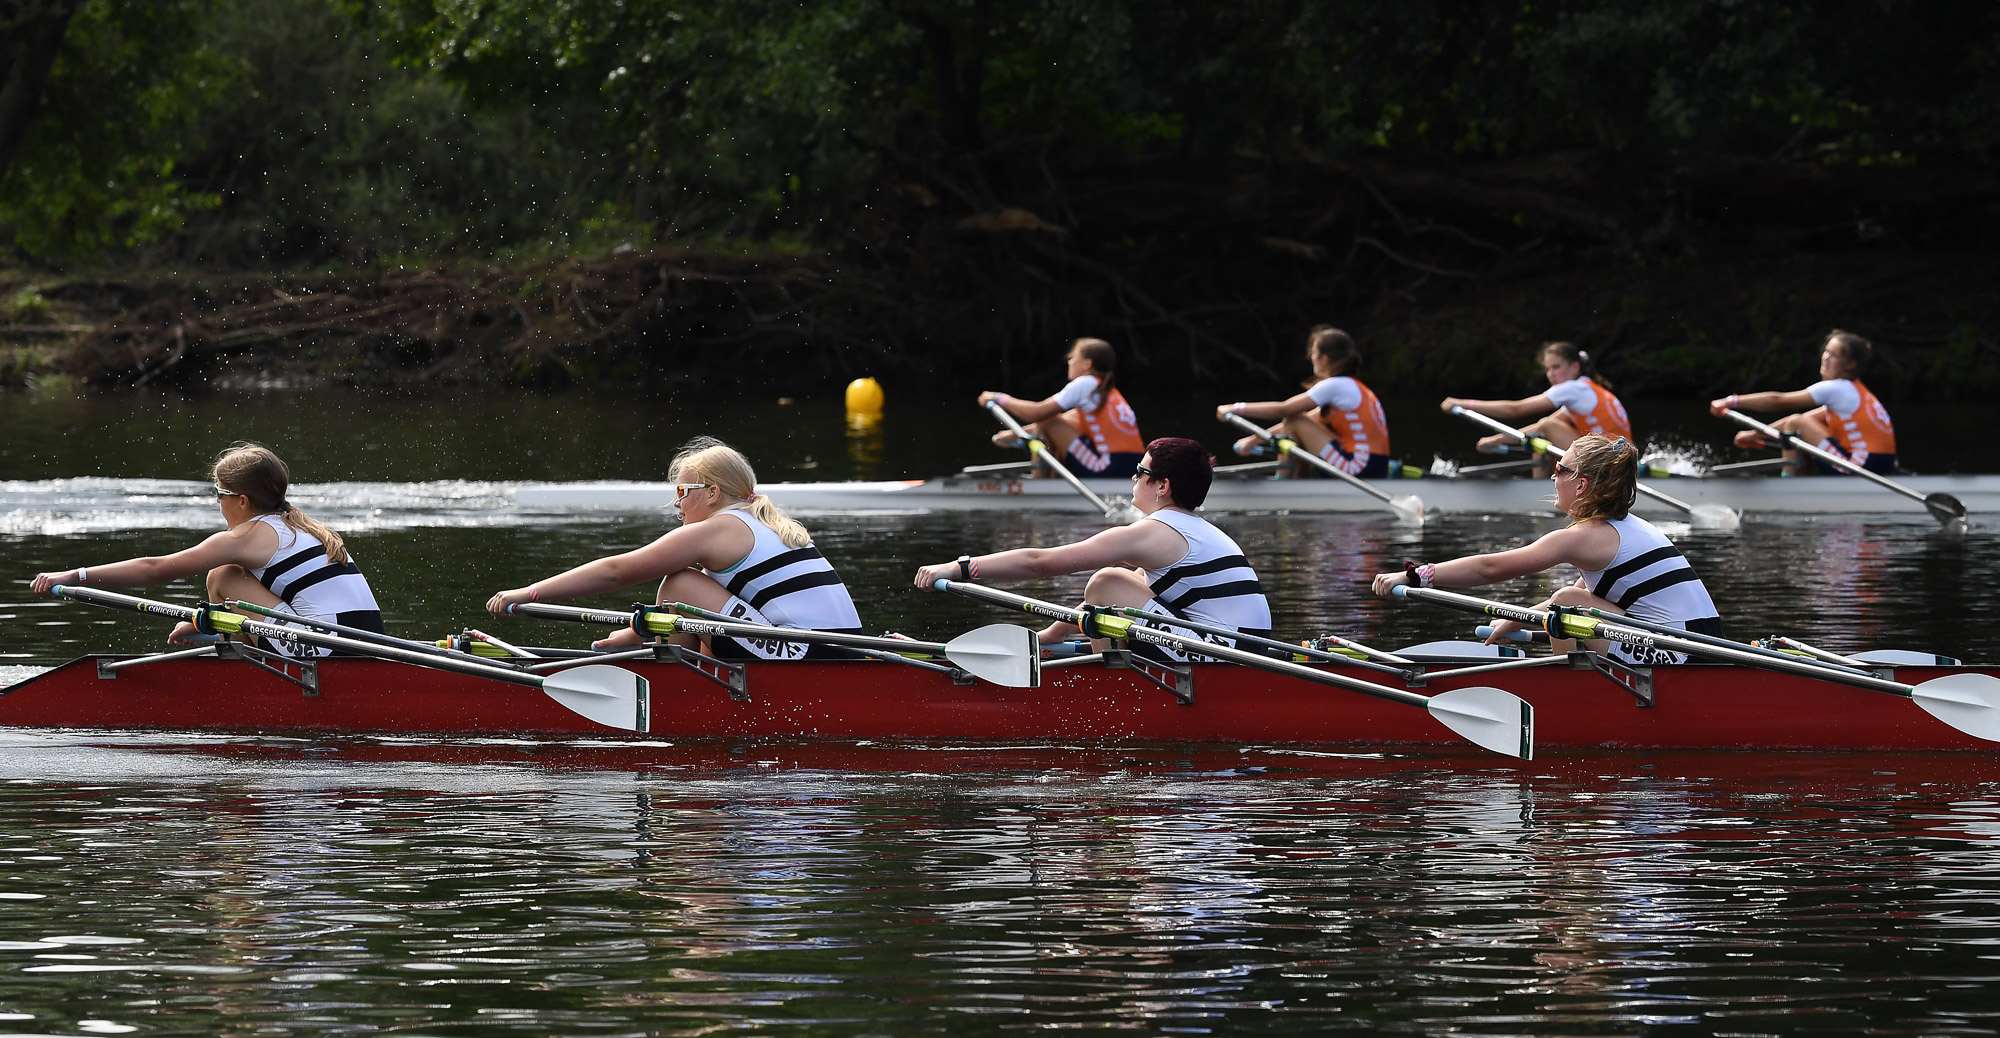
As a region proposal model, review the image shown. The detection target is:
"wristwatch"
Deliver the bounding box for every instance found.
[957,555,973,580]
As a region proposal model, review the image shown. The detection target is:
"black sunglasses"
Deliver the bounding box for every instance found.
[1133,464,1157,480]
[1553,461,1578,478]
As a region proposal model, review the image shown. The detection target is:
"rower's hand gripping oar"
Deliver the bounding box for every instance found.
[1718,407,1967,530]
[54,586,647,732]
[506,600,1041,689]
[1391,584,2000,743]
[937,578,1533,759]
[1448,405,1741,530]
[1220,412,1425,523]
[984,399,1141,522]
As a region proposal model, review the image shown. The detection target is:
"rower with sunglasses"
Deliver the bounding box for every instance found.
[487,436,863,659]
[29,443,385,654]
[1370,433,1722,664]
[914,437,1272,658]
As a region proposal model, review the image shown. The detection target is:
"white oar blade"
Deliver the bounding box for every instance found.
[1392,494,1426,526]
[1426,686,1534,759]
[542,665,649,732]
[944,623,1042,688]
[1911,673,2000,743]
[1689,503,1741,531]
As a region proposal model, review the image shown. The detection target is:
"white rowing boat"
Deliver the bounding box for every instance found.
[514,468,1999,517]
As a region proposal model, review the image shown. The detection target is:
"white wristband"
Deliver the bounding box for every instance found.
[75,568,86,584]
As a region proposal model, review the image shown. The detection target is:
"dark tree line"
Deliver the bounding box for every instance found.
[3,1,1997,394]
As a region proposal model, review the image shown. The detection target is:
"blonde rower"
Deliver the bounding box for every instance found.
[486,437,862,659]
[29,443,384,656]
[1370,434,1721,665]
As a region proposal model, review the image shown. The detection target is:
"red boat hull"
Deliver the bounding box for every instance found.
[3,654,1995,753]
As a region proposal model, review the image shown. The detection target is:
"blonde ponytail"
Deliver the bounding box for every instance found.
[212,442,349,563]
[669,436,813,549]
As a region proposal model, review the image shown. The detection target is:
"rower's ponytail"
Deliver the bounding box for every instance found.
[212,443,349,564]
[669,436,812,549]
[1307,325,1361,377]
[1563,434,1638,525]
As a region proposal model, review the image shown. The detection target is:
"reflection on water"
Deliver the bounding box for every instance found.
[0,734,1998,1033]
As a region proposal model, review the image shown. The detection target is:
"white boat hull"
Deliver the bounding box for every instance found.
[515,473,1999,518]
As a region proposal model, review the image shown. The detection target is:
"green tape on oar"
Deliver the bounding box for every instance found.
[1222,413,1424,523]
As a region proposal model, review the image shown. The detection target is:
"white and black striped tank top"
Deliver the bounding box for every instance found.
[1141,509,1273,635]
[249,514,385,633]
[712,510,863,632]
[1582,515,1721,630]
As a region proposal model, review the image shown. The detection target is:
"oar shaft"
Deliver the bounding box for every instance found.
[507,601,952,656]
[1110,605,1410,676]
[1393,585,1914,698]
[985,400,1119,514]
[941,579,1431,707]
[1577,606,1873,677]
[57,586,546,690]
[1719,408,1924,503]
[226,599,503,668]
[1222,412,1395,505]
[1448,405,1696,514]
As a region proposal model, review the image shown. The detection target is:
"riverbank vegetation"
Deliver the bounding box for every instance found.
[2,0,1996,398]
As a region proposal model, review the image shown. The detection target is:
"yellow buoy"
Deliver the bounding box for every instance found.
[844,376,884,416]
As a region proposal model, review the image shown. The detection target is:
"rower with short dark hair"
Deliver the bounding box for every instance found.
[914,436,1271,657]
[1710,330,1897,475]
[29,443,385,655]
[1370,433,1722,665]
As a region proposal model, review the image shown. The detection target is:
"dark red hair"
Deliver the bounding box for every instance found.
[1144,437,1214,508]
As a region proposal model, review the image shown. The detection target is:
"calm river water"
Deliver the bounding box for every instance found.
[2,384,1998,1035]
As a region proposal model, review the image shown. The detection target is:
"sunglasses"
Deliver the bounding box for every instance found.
[1552,461,1578,479]
[673,482,712,502]
[213,484,241,499]
[1132,464,1157,481]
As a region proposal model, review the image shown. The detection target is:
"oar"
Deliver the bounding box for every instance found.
[1718,407,1967,529]
[936,578,1534,758]
[985,399,1139,521]
[53,586,646,731]
[1449,405,1741,530]
[1221,412,1425,523]
[1390,584,2000,743]
[1099,605,1413,678]
[225,599,510,668]
[506,600,1041,689]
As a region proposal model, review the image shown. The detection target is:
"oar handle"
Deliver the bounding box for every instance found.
[1718,407,1926,505]
[1220,411,1398,507]
[984,399,1120,515]
[56,586,546,690]
[510,600,952,656]
[1390,585,1915,698]
[939,579,1432,708]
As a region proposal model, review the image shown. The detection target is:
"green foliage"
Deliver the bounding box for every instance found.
[6,286,51,322]
[0,0,235,259]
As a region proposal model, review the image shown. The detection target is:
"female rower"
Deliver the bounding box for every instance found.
[1217,325,1396,478]
[1440,341,1630,475]
[913,437,1271,657]
[28,443,384,655]
[978,337,1145,478]
[485,437,863,658]
[1709,330,1896,475]
[1369,433,1721,665]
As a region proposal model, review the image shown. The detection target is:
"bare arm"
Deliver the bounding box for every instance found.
[30,525,277,595]
[1370,523,1619,596]
[487,520,743,614]
[977,390,1065,424]
[1216,391,1318,423]
[1710,388,1816,415]
[1440,394,1554,421]
[915,520,1186,589]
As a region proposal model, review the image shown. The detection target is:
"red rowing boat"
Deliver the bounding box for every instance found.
[4,650,1995,753]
